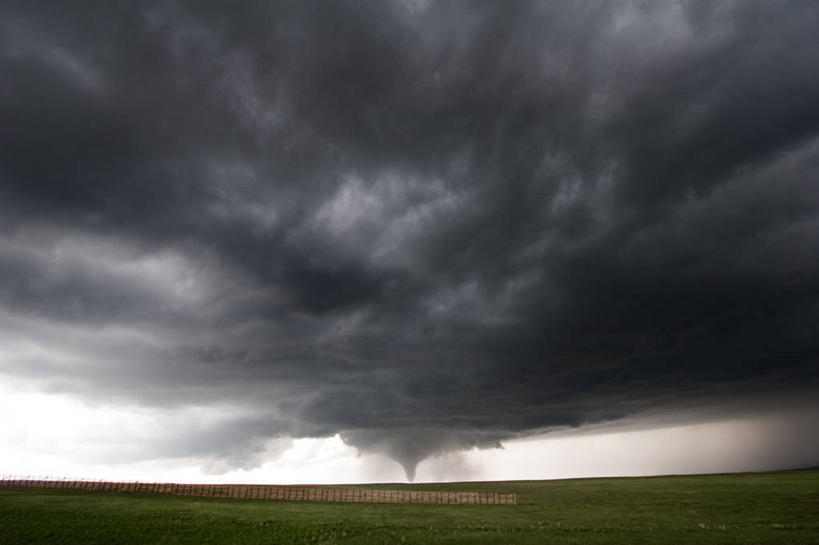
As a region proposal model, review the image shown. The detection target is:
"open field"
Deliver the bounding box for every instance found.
[1,471,817,544]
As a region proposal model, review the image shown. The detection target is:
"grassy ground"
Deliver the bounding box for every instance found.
[1,471,817,544]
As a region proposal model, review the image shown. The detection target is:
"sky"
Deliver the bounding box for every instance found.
[1,0,818,484]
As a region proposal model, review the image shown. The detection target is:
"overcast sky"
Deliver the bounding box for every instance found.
[1,0,818,483]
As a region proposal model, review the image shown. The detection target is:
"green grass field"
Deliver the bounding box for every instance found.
[1,471,817,544]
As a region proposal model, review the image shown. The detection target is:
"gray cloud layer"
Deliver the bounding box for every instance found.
[1,0,818,478]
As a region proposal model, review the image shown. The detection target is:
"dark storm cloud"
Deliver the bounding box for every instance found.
[1,0,818,477]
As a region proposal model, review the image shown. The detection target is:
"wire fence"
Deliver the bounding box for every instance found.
[0,476,516,505]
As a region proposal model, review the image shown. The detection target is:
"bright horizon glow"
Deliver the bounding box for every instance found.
[2,385,817,484]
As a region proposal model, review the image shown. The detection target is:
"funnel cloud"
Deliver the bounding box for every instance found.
[1,1,818,479]
[341,429,504,481]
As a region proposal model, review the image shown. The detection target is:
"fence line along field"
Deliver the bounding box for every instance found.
[2,471,817,544]
[0,477,516,505]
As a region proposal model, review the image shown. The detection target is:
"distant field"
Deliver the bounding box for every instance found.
[1,471,817,544]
